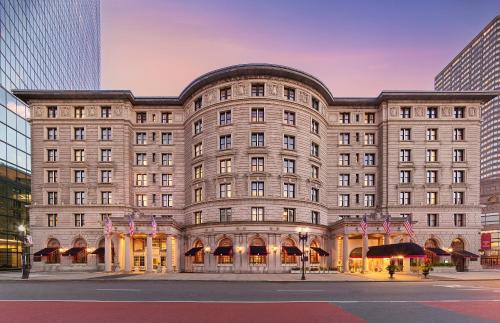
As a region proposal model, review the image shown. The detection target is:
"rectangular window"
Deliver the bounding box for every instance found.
[340,112,350,124]
[220,208,232,222]
[194,97,202,111]
[426,149,438,162]
[426,128,438,141]
[339,153,350,166]
[162,153,173,166]
[364,194,375,207]
[47,192,58,205]
[454,214,465,227]
[219,110,232,125]
[47,106,57,118]
[194,165,203,179]
[453,192,464,205]
[339,194,350,207]
[194,211,202,224]
[284,87,295,101]
[311,211,320,224]
[47,149,58,162]
[400,107,411,118]
[283,208,296,222]
[365,112,375,124]
[453,149,465,162]
[136,153,147,165]
[251,83,265,96]
[101,149,112,162]
[427,107,438,119]
[283,135,295,150]
[74,149,85,162]
[312,97,319,111]
[101,106,111,118]
[136,112,147,123]
[219,159,232,173]
[251,157,264,172]
[161,132,173,145]
[136,194,147,207]
[74,107,84,118]
[339,174,350,186]
[74,191,86,205]
[311,142,319,157]
[399,192,411,205]
[311,165,319,179]
[136,132,147,144]
[219,183,232,198]
[283,158,295,174]
[364,153,375,166]
[162,194,173,207]
[74,170,85,183]
[74,214,85,227]
[426,192,438,205]
[427,214,438,227]
[364,133,375,145]
[400,170,411,183]
[251,207,264,221]
[47,128,57,140]
[453,170,465,183]
[162,174,173,186]
[284,111,296,126]
[311,119,319,134]
[220,87,231,100]
[364,174,375,186]
[311,188,319,202]
[194,188,203,202]
[101,170,112,183]
[219,135,232,150]
[339,133,350,145]
[47,170,58,183]
[161,112,172,124]
[454,107,465,118]
[194,120,203,135]
[251,132,265,147]
[251,181,264,197]
[400,149,411,162]
[101,191,112,204]
[48,214,57,227]
[100,127,112,141]
[251,108,265,122]
[426,170,438,183]
[194,142,203,157]
[400,128,411,141]
[453,128,465,141]
[74,128,85,140]
[136,174,148,186]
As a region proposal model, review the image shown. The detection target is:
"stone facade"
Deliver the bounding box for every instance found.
[15,64,496,273]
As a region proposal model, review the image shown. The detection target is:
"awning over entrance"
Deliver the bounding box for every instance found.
[367,242,426,258]
[249,246,268,255]
[350,247,362,259]
[426,247,450,256]
[91,247,105,255]
[311,247,329,256]
[452,250,479,259]
[184,247,203,256]
[282,246,302,256]
[33,247,58,256]
[62,247,86,256]
[213,246,232,256]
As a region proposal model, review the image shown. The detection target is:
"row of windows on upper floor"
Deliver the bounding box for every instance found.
[44,169,174,186]
[397,106,468,119]
[394,191,467,206]
[399,128,467,142]
[396,169,468,185]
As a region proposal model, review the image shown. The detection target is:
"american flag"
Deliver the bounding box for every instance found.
[151,216,157,236]
[383,216,391,235]
[403,217,415,239]
[360,214,368,236]
[128,215,135,236]
[104,215,113,236]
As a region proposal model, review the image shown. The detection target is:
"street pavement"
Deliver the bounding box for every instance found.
[1,280,500,323]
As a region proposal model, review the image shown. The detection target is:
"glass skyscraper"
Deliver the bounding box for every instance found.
[0,0,100,269]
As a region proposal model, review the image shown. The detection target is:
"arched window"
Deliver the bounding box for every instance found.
[451,238,464,251]
[46,238,61,264]
[194,240,204,264]
[310,241,320,264]
[72,238,88,264]
[249,237,267,265]
[424,238,440,264]
[97,238,105,264]
[215,238,233,264]
[281,238,299,264]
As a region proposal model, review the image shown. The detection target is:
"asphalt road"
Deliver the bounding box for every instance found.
[1,280,499,323]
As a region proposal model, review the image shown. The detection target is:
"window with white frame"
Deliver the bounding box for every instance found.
[162,174,173,186]
[219,134,232,150]
[364,174,375,186]
[453,170,465,183]
[426,170,438,183]
[400,128,411,141]
[161,132,173,145]
[194,120,203,135]
[219,110,232,125]
[162,194,173,207]
[194,165,203,179]
[101,149,111,162]
[101,170,112,183]
[283,158,295,174]
[364,194,375,207]
[400,149,411,162]
[251,181,264,197]
[194,188,203,202]
[339,174,350,186]
[251,132,265,147]
[453,191,464,205]
[251,207,264,221]
[399,192,411,205]
[283,183,295,198]
[284,110,296,126]
[101,191,112,204]
[162,153,172,166]
[400,170,411,183]
[426,192,438,205]
[219,159,232,173]
[339,194,350,207]
[219,183,232,198]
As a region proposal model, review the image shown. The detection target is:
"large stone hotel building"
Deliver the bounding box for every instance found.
[14,64,496,274]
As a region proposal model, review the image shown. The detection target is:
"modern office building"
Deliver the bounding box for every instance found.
[0,0,100,269]
[16,64,496,274]
[435,16,500,267]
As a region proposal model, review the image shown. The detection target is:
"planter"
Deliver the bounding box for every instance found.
[422,270,430,278]
[388,270,395,278]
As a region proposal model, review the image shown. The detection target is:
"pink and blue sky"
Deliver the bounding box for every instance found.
[101,0,499,97]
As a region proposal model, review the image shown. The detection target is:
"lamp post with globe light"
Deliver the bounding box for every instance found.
[298,227,308,280]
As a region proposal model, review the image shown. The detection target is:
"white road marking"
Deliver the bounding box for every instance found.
[276,290,325,292]
[1,299,500,303]
[95,289,141,292]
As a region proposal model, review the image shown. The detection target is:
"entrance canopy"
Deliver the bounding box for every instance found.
[426,247,450,256]
[452,249,479,259]
[91,247,104,255]
[62,247,85,256]
[367,242,426,258]
[213,246,232,256]
[311,247,329,256]
[185,246,203,256]
[282,246,302,256]
[250,246,268,255]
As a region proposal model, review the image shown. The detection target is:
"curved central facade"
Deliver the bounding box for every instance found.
[18,64,493,273]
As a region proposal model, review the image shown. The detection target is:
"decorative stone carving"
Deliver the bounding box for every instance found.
[204,89,217,105]
[236,83,247,96]
[442,106,452,117]
[416,106,425,117]
[114,106,122,116]
[267,83,279,96]
[389,107,397,117]
[469,107,477,117]
[61,106,71,117]
[33,106,44,118]
[299,90,309,104]
[88,106,97,117]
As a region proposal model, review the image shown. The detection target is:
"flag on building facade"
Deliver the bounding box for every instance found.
[383,215,391,235]
[151,216,157,236]
[104,215,113,236]
[403,217,415,239]
[360,214,368,236]
[128,215,135,236]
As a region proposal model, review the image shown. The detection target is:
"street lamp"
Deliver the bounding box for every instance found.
[18,224,30,279]
[298,227,308,280]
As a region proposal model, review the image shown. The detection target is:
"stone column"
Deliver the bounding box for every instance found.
[174,236,181,272]
[332,236,339,270]
[342,233,349,273]
[104,235,112,272]
[403,257,411,272]
[166,235,173,272]
[384,233,391,245]
[275,234,282,273]
[145,235,153,273]
[124,235,132,272]
[362,234,368,273]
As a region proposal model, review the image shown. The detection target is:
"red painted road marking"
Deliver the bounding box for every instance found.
[0,301,366,323]
[423,301,500,323]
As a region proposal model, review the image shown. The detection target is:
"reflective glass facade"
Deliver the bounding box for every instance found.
[0,0,100,269]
